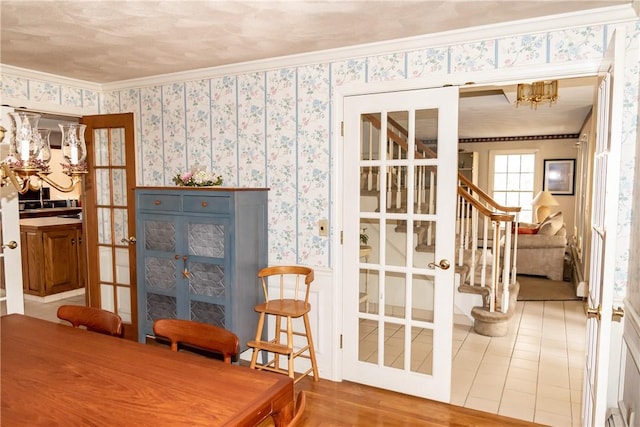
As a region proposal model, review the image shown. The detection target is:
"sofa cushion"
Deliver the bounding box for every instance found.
[516,233,567,249]
[538,211,563,235]
[512,223,539,234]
[517,227,539,234]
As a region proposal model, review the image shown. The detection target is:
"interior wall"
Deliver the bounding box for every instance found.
[47,149,81,202]
[459,138,578,237]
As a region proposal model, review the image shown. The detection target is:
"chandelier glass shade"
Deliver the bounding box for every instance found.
[0,112,87,194]
[516,80,558,109]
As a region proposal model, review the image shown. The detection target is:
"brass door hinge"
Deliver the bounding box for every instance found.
[341,121,344,137]
[340,334,343,349]
[587,304,601,320]
[612,306,624,322]
[340,230,343,244]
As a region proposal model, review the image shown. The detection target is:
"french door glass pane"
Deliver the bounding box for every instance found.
[411,327,433,374]
[97,208,112,244]
[359,318,378,364]
[95,169,110,205]
[94,129,109,166]
[361,113,382,161]
[411,274,434,322]
[384,323,404,369]
[112,170,127,205]
[386,218,406,267]
[111,128,126,166]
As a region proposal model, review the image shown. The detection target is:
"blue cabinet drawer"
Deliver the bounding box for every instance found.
[138,194,181,211]
[183,195,230,214]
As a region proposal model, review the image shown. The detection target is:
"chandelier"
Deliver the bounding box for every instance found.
[516,80,558,109]
[0,112,87,194]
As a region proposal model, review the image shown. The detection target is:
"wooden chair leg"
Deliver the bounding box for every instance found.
[303,313,319,381]
[249,312,266,369]
[286,316,294,379]
[274,315,282,371]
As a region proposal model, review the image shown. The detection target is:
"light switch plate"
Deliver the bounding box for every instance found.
[318,219,328,236]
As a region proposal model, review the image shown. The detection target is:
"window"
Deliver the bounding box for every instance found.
[491,151,536,223]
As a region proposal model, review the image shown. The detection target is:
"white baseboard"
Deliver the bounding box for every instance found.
[576,281,588,298]
[24,288,85,303]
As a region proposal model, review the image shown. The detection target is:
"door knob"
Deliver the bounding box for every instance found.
[2,240,18,250]
[120,237,137,245]
[612,306,624,322]
[586,305,601,320]
[428,259,450,270]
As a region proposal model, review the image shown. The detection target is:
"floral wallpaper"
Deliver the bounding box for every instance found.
[1,21,638,297]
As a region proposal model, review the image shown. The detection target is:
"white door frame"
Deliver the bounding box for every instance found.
[331,49,620,384]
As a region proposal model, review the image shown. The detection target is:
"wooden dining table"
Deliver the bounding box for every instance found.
[1,314,294,426]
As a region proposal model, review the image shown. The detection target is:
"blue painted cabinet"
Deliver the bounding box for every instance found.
[135,187,268,353]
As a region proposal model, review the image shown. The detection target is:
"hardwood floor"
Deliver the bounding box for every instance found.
[294,376,543,426]
[12,293,553,426]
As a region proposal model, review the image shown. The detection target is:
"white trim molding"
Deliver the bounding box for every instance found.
[0,64,102,92]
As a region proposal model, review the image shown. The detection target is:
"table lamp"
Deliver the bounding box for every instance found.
[532,190,559,222]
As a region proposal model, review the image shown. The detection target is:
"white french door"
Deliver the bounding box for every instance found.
[341,87,458,401]
[582,28,625,426]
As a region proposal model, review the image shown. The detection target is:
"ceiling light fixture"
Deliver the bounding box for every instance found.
[0,112,87,194]
[516,80,558,109]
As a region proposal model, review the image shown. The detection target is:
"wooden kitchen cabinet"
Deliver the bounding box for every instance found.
[20,217,85,297]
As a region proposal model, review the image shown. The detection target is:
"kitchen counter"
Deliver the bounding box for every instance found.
[19,207,82,219]
[20,216,83,227]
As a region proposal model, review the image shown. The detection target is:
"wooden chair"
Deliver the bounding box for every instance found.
[288,390,307,427]
[247,266,319,382]
[255,390,306,427]
[56,305,124,337]
[152,318,239,364]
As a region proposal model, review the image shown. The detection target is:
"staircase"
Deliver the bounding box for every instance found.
[361,115,521,337]
[456,174,521,336]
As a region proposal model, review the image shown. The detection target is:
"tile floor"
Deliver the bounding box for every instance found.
[8,293,586,427]
[1,293,86,322]
[359,299,586,426]
[451,300,586,426]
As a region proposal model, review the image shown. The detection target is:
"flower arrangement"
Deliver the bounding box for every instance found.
[173,169,223,187]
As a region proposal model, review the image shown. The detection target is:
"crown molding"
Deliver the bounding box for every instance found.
[2,4,637,93]
[0,95,91,117]
[100,4,638,92]
[0,64,101,92]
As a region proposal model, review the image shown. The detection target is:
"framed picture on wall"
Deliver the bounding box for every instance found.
[543,159,575,195]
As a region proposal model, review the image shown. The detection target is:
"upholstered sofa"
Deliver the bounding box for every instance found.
[512,211,567,281]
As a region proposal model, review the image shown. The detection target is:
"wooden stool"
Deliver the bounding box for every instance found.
[247,266,319,382]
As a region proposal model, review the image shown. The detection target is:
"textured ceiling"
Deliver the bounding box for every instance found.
[0,0,628,83]
[0,1,632,139]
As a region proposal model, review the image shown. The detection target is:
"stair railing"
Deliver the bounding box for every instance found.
[457,173,521,313]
